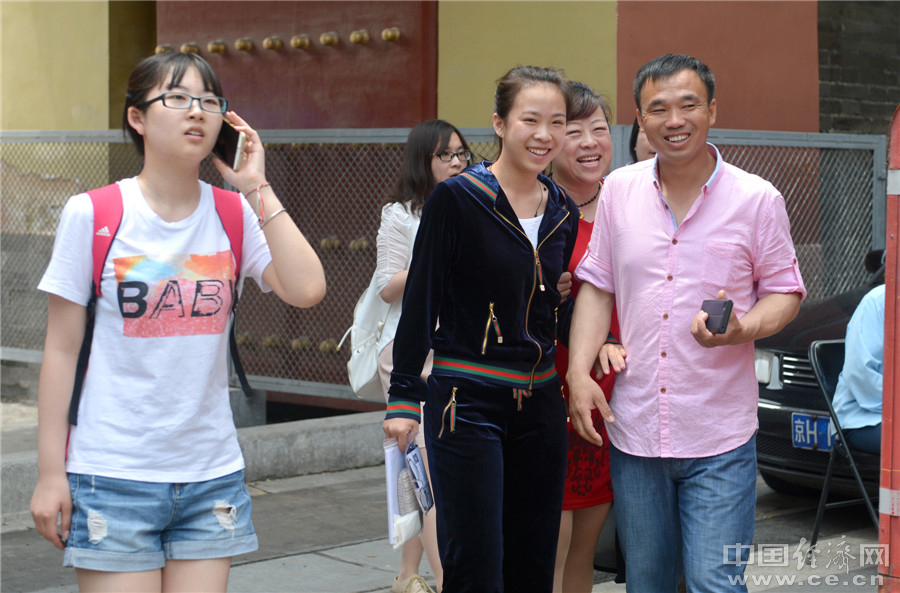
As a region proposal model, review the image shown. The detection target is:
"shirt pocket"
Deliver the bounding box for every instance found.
[701,241,744,293]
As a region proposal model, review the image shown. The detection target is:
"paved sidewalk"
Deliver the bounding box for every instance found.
[1,401,883,592]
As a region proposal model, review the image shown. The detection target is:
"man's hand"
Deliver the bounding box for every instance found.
[692,290,742,348]
[567,371,614,447]
[383,417,420,451]
[566,283,615,446]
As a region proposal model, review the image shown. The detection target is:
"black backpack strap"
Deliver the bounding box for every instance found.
[212,186,253,399]
[68,290,97,425]
[229,308,253,398]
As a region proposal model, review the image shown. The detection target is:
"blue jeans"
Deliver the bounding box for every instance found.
[610,435,757,593]
[424,374,567,593]
[844,424,881,455]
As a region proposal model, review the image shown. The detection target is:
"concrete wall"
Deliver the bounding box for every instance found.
[616,1,820,131]
[437,1,618,128]
[107,1,157,130]
[818,1,900,134]
[9,1,893,136]
[1,1,109,130]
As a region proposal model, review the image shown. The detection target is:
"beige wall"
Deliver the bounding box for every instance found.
[1,1,109,130]
[437,1,617,128]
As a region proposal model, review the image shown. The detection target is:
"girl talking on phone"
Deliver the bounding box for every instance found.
[30,51,325,593]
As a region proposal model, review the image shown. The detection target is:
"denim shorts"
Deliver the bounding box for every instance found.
[64,470,258,572]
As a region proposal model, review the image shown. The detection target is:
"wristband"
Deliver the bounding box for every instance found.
[246,182,271,222]
[260,208,287,229]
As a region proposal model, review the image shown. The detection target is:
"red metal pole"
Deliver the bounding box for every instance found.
[880,104,900,592]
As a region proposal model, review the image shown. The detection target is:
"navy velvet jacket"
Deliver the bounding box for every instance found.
[386,162,579,421]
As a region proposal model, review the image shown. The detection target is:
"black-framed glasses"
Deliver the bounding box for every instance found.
[138,92,228,114]
[433,150,471,163]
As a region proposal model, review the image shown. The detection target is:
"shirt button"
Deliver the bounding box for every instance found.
[672,239,678,245]
[663,313,669,319]
[667,275,673,281]
[660,387,667,393]
[661,351,667,358]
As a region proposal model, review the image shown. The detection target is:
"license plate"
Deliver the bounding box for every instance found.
[791,412,834,452]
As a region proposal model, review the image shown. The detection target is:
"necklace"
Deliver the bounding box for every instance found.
[576,182,602,220]
[534,183,547,217]
[577,183,602,208]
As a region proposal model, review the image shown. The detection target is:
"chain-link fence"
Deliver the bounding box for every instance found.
[0,128,887,400]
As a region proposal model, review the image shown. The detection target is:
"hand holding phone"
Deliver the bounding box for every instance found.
[212,121,247,171]
[701,299,733,334]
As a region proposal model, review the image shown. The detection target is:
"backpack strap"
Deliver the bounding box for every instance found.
[212,187,243,276]
[69,184,124,425]
[90,184,125,296]
[211,187,253,399]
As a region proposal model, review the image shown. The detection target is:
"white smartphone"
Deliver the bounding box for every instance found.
[213,121,247,171]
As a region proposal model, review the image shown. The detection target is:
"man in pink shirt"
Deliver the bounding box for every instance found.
[568,54,806,592]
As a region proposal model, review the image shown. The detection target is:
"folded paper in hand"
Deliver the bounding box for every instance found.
[384,438,431,549]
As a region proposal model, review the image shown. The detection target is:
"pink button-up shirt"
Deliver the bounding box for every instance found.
[575,145,806,458]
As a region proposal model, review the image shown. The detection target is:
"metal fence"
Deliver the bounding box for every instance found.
[0,127,887,401]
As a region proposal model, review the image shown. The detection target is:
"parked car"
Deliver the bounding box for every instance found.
[755,250,884,497]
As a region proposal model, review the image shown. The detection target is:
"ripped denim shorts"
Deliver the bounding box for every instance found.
[64,470,257,572]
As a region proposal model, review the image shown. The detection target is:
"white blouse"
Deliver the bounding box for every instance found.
[374,201,421,351]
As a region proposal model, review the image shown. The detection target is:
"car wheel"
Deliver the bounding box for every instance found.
[760,471,821,498]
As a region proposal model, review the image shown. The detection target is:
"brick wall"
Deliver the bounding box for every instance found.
[819,1,900,134]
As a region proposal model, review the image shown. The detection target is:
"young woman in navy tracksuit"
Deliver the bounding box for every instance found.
[383,66,578,593]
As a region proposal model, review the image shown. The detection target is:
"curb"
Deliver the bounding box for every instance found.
[1,411,386,523]
[240,411,386,482]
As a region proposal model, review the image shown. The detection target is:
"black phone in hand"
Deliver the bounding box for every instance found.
[701,299,733,334]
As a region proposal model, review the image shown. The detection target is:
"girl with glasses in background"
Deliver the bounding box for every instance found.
[30,51,325,593]
[376,119,472,593]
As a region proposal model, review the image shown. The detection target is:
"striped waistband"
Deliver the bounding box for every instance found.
[432,355,558,388]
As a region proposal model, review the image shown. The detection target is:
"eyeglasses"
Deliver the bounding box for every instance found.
[433,150,472,163]
[138,92,228,114]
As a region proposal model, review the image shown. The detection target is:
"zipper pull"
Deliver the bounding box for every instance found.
[490,302,503,344]
[554,307,559,346]
[535,251,545,291]
[439,387,458,437]
[450,387,457,427]
[513,388,532,411]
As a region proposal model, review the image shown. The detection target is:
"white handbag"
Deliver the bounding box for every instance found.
[339,272,392,401]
